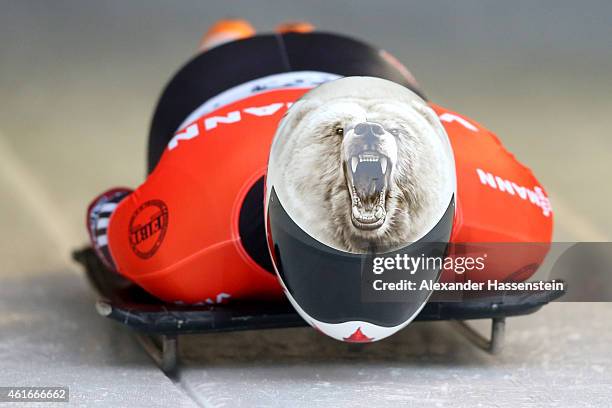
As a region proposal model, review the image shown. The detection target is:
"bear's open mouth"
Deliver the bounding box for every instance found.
[344,151,392,230]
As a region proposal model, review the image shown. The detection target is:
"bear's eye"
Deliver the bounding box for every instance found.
[389,128,400,136]
[335,127,344,136]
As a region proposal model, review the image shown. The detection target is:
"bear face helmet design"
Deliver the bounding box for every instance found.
[265,77,457,342]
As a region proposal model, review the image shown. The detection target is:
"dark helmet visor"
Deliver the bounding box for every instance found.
[267,187,455,327]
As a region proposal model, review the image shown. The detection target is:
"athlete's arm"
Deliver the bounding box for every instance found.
[432,105,553,283]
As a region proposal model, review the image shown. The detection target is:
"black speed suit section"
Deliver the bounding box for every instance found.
[148,32,425,173]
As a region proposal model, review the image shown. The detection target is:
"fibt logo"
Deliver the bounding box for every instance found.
[476,168,552,216]
[128,200,169,259]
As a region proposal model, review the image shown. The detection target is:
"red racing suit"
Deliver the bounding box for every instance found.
[89,88,553,304]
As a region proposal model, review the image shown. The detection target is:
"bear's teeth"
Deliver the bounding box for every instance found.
[358,154,379,163]
[380,157,387,174]
[351,157,358,173]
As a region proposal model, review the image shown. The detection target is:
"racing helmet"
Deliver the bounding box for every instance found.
[265,77,456,342]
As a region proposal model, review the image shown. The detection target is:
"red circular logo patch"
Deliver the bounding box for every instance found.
[128,200,169,259]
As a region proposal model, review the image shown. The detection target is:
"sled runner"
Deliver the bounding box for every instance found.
[73,247,565,374]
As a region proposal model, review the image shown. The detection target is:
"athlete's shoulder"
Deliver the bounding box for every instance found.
[429,103,493,137]
[429,103,511,156]
[430,103,552,222]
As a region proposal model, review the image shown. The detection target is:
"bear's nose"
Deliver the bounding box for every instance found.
[354,122,385,137]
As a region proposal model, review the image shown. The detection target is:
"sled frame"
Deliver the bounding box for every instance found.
[75,247,562,374]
